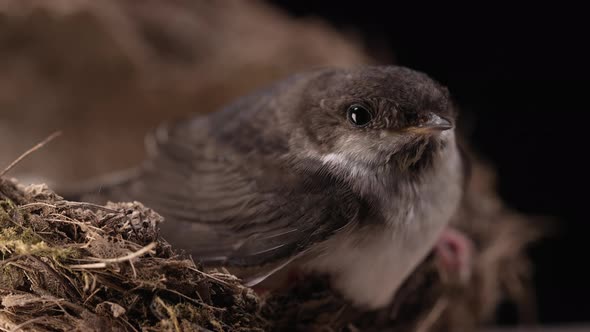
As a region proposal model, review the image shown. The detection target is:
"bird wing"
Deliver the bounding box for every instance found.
[121,117,359,268]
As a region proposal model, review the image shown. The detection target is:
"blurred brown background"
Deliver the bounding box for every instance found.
[0,0,588,327]
[0,0,369,184]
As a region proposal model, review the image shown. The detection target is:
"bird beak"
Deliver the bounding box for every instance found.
[407,113,453,134]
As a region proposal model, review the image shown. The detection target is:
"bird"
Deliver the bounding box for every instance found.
[76,66,464,309]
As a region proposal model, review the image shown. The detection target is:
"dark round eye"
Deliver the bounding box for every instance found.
[347,105,372,127]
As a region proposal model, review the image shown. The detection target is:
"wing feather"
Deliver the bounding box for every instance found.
[121,117,359,267]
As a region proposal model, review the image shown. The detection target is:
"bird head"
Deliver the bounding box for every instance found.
[289,66,457,174]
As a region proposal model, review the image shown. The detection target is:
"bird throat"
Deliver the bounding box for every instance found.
[392,137,442,174]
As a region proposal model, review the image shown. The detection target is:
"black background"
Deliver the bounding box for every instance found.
[271,1,588,324]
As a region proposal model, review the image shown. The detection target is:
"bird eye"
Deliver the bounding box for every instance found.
[347,105,372,127]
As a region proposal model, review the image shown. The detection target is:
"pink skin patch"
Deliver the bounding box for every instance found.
[434,227,474,282]
[253,227,474,297]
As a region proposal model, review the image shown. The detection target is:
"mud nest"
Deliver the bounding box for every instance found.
[0,178,267,331]
[0,158,541,332]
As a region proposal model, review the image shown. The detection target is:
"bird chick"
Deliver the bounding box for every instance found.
[78,66,464,309]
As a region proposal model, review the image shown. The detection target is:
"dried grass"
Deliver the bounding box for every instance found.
[0,179,268,331]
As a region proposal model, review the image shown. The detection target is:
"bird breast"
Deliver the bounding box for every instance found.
[304,140,462,309]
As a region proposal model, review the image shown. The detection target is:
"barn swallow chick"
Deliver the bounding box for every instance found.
[79,66,464,309]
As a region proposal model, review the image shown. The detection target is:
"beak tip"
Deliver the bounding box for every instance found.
[419,113,453,131]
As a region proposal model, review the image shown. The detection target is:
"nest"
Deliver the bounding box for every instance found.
[0,155,541,331]
[0,178,268,331]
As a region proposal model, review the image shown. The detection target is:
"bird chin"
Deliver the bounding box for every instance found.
[388,137,442,173]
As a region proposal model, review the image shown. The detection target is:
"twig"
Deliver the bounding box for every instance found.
[18,202,57,210]
[159,288,225,311]
[186,266,234,287]
[62,202,120,213]
[69,242,157,269]
[129,259,138,279]
[119,317,140,332]
[154,297,181,332]
[9,315,46,332]
[415,297,449,332]
[83,287,102,305]
[0,131,62,178]
[45,217,104,233]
